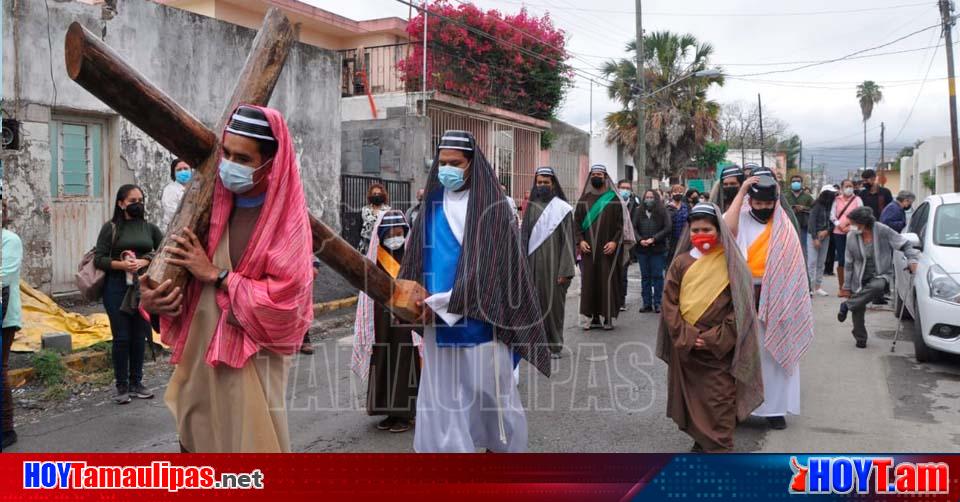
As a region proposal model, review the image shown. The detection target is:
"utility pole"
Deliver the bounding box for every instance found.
[799,139,803,176]
[421,0,428,115]
[880,121,885,167]
[810,155,814,187]
[589,79,593,137]
[758,93,765,168]
[635,0,646,189]
[940,0,960,192]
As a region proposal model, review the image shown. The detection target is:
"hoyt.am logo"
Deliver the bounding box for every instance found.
[789,456,949,495]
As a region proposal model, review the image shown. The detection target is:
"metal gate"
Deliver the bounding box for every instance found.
[340,174,412,248]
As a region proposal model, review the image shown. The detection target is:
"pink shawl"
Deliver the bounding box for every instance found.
[161,105,314,368]
[754,202,815,372]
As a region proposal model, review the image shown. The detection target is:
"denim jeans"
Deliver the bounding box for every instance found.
[806,236,829,291]
[102,273,149,390]
[637,252,666,308]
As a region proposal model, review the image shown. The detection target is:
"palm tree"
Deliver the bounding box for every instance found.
[601,31,723,182]
[856,81,883,169]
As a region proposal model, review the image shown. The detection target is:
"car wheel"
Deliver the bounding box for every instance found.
[893,290,913,320]
[912,291,939,363]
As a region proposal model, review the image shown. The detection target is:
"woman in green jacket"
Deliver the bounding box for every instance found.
[94,184,163,404]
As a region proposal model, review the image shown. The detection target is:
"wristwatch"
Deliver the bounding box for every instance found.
[215,269,230,289]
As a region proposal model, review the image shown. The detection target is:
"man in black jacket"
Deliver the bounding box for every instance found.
[857,169,893,219]
[632,190,672,313]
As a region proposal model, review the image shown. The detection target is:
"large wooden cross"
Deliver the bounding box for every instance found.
[64,8,424,321]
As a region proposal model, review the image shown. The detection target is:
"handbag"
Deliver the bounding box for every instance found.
[76,222,117,301]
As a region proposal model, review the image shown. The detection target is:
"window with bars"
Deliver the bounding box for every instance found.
[49,119,102,198]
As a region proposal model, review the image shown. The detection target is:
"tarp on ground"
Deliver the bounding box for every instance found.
[11,281,113,352]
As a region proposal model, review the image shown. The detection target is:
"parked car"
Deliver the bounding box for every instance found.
[893,193,960,362]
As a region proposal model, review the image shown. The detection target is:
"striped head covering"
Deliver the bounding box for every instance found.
[226,105,276,142]
[377,209,409,241]
[720,165,745,182]
[589,164,607,174]
[161,105,313,368]
[689,202,718,217]
[531,166,568,202]
[657,202,764,420]
[399,130,550,376]
[438,130,474,152]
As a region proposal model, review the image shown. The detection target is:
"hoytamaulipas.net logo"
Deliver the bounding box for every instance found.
[23,461,265,492]
[789,456,948,495]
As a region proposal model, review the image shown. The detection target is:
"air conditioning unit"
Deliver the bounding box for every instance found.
[2,119,20,151]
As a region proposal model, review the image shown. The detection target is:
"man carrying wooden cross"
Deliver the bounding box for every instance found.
[140,105,314,453]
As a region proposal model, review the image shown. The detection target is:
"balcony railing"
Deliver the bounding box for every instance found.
[338,43,412,97]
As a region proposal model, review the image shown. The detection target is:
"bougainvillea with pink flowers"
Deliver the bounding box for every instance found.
[398,1,573,120]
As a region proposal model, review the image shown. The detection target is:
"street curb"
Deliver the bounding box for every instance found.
[9,296,360,388]
[9,350,110,389]
[313,296,358,316]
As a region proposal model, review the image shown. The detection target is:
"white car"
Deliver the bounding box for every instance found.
[893,193,960,362]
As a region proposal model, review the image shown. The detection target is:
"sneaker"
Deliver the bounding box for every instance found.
[639,306,652,313]
[1,430,17,449]
[766,416,787,430]
[815,289,829,297]
[376,416,398,431]
[619,306,627,312]
[856,340,867,349]
[654,305,661,314]
[837,302,849,323]
[128,383,154,399]
[114,386,131,405]
[389,420,412,433]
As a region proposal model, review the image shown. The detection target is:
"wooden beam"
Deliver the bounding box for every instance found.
[147,7,296,289]
[65,22,216,167]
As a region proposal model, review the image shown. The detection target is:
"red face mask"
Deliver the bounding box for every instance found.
[691,233,719,253]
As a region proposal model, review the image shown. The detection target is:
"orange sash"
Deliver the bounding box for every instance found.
[747,220,773,278]
[377,247,401,278]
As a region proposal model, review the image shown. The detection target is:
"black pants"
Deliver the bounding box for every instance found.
[846,277,888,343]
[2,286,15,436]
[824,235,836,274]
[103,273,148,390]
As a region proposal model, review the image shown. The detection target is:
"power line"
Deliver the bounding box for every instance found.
[486,0,931,17]
[892,38,943,142]
[715,41,956,67]
[730,23,942,77]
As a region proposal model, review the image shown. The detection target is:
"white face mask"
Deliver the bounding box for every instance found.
[219,157,270,194]
[382,236,405,250]
[843,187,854,197]
[849,225,861,235]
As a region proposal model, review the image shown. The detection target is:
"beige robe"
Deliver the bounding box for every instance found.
[164,225,291,453]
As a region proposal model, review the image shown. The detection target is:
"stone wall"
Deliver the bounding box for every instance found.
[2,0,349,298]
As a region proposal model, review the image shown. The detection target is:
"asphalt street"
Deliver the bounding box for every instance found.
[8,266,960,453]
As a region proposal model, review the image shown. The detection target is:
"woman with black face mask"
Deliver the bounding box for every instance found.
[632,190,673,313]
[806,186,837,297]
[94,184,163,404]
[358,183,392,254]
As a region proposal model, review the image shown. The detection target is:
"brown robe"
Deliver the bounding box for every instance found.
[661,252,738,452]
[165,206,292,453]
[574,191,625,319]
[367,259,420,418]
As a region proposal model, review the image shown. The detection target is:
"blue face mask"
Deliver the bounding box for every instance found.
[619,190,631,199]
[219,158,268,194]
[791,181,802,191]
[176,170,192,185]
[438,165,466,191]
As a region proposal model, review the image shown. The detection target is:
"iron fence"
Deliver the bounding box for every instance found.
[340,174,413,249]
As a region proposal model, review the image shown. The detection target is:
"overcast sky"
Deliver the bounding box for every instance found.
[306,0,955,172]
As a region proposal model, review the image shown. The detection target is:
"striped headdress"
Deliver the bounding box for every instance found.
[399,130,550,376]
[226,105,276,142]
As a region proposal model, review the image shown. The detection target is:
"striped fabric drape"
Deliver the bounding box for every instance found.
[399,131,551,377]
[161,105,314,369]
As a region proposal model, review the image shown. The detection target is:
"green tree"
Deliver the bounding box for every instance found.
[694,141,728,177]
[856,81,883,169]
[777,134,802,169]
[601,31,723,181]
